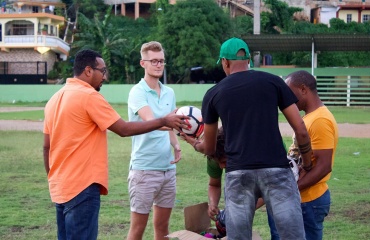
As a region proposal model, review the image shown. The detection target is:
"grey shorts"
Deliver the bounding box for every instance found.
[128,169,176,214]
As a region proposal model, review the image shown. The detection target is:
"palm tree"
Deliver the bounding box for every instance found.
[72,8,130,82]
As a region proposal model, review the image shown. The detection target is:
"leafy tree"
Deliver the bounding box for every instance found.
[74,12,153,83]
[230,15,254,37]
[262,0,302,33]
[73,8,136,83]
[157,0,231,83]
[61,0,107,20]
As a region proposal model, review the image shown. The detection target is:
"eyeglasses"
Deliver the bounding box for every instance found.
[91,67,107,76]
[142,59,166,66]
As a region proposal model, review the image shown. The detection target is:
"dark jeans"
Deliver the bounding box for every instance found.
[267,208,280,240]
[56,183,101,240]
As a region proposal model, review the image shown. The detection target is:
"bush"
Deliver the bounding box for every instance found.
[47,69,59,79]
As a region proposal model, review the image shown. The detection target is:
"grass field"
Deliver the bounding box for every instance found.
[0,103,370,239]
[0,102,370,124]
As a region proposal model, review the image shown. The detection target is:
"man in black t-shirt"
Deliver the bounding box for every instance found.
[186,37,313,240]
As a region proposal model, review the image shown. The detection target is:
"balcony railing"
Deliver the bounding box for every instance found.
[8,0,62,3]
[2,35,70,54]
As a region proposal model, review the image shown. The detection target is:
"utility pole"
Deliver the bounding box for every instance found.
[114,0,117,15]
[253,0,261,67]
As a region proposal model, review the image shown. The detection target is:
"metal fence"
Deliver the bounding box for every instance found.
[0,61,47,84]
[317,76,370,106]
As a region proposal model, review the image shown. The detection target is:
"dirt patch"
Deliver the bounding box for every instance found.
[343,201,370,224]
[0,107,44,112]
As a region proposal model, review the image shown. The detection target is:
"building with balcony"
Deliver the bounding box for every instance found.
[0,0,70,84]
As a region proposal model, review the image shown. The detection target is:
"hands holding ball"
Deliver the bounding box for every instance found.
[173,106,204,139]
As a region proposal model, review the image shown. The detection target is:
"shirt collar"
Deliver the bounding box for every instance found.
[139,78,166,93]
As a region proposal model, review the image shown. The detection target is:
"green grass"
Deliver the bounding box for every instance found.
[278,106,370,124]
[0,130,370,239]
[0,102,369,124]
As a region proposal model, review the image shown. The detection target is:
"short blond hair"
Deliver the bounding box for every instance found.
[140,41,164,58]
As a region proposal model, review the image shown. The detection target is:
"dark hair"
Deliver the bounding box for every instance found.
[207,126,225,163]
[73,49,102,76]
[286,70,317,92]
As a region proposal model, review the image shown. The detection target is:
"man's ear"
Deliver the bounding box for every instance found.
[84,66,92,77]
[300,84,308,94]
[139,60,145,68]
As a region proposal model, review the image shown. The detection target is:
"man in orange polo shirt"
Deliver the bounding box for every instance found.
[43,49,189,240]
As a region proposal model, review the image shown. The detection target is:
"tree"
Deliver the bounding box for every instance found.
[157,0,231,83]
[262,0,302,33]
[230,15,254,37]
[73,9,134,83]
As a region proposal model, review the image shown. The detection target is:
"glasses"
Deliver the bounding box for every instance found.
[91,67,107,76]
[142,59,166,66]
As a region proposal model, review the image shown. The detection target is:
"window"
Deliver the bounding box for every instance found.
[7,20,34,35]
[363,14,369,23]
[346,14,352,23]
[32,6,38,13]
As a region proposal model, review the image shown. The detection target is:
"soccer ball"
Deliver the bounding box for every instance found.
[174,106,204,138]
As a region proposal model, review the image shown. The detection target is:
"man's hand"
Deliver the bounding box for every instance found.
[171,148,181,164]
[208,204,220,221]
[163,110,191,132]
[179,132,197,145]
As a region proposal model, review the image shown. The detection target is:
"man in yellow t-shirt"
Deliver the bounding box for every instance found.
[43,49,189,240]
[286,70,339,240]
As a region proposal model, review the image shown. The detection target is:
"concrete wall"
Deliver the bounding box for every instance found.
[1,68,369,103]
[339,9,360,22]
[0,49,57,73]
[0,84,213,103]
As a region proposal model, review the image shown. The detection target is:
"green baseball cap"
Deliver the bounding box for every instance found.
[216,37,251,64]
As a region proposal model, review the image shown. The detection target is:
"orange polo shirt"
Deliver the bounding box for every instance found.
[43,78,121,204]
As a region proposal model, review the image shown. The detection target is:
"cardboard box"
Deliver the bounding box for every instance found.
[167,202,262,240]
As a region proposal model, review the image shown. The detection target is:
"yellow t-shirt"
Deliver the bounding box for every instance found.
[300,106,338,203]
[44,78,121,204]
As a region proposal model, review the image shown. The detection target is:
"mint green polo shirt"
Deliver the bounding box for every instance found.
[128,79,176,171]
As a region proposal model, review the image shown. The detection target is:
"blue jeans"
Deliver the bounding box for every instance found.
[302,189,331,240]
[225,168,305,240]
[267,189,331,240]
[56,183,101,240]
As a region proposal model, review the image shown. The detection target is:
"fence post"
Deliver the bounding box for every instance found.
[346,75,351,107]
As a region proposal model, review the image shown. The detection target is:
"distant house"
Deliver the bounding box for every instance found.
[0,0,70,84]
[336,0,370,23]
[104,0,176,19]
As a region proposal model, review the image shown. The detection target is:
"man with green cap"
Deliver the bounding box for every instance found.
[188,37,313,239]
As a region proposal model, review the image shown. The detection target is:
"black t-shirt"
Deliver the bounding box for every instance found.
[202,70,297,172]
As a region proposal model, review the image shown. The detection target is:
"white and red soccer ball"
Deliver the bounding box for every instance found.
[174,106,204,138]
